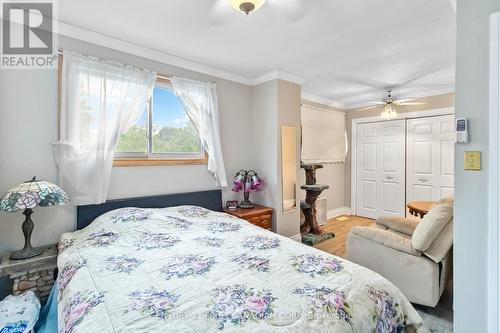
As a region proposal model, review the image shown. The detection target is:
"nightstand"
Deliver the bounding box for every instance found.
[0,244,57,303]
[224,204,273,231]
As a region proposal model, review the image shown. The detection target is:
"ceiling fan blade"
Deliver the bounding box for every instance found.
[356,105,381,111]
[392,98,415,104]
[208,0,233,25]
[397,102,426,106]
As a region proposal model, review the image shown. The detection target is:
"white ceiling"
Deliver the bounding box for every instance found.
[57,0,456,109]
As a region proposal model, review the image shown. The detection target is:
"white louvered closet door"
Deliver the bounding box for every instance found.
[356,120,406,219]
[406,115,455,203]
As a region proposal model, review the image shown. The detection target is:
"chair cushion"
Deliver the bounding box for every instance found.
[376,216,419,235]
[351,226,421,256]
[423,219,453,263]
[412,203,453,251]
[430,196,454,209]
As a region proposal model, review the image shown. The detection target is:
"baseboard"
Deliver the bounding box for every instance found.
[327,207,352,220]
[289,234,302,242]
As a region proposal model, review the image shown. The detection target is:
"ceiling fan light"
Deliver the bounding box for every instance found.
[229,0,266,14]
[381,104,398,120]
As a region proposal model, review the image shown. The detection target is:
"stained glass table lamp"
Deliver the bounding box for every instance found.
[0,177,70,260]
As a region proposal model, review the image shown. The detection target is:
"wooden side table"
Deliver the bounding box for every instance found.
[407,201,435,218]
[0,244,58,303]
[224,204,273,231]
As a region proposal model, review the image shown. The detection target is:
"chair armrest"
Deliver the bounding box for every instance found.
[376,216,419,236]
[350,227,421,256]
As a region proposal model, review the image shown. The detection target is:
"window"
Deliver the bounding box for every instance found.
[114,79,207,166]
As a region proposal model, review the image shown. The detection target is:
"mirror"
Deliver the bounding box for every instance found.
[281,126,297,213]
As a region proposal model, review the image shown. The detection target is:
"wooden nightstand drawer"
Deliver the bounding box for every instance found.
[248,214,272,230]
[224,204,273,231]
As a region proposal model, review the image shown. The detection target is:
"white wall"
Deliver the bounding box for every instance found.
[277,80,301,237]
[249,80,278,222]
[250,80,301,238]
[455,1,500,332]
[0,36,253,253]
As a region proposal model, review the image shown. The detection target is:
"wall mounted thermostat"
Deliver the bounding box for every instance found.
[456,118,468,143]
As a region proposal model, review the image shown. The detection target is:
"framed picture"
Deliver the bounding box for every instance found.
[226,200,239,210]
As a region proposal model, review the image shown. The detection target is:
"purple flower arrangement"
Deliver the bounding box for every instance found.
[58,259,87,298]
[242,236,280,250]
[135,232,180,250]
[207,284,276,330]
[367,287,404,333]
[194,236,225,248]
[232,254,270,272]
[208,222,242,233]
[110,208,152,223]
[161,254,216,280]
[105,255,144,274]
[127,288,179,320]
[178,206,210,217]
[61,291,103,333]
[292,284,352,325]
[86,230,119,247]
[163,216,193,230]
[291,254,344,277]
[58,238,75,254]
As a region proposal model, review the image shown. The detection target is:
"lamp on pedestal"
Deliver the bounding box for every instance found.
[0,177,70,260]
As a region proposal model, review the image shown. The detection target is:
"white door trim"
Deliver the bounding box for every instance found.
[488,11,500,333]
[351,107,455,216]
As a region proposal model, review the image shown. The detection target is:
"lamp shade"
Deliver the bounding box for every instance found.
[0,177,69,213]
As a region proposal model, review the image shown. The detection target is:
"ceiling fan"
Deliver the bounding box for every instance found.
[209,0,314,24]
[357,90,425,120]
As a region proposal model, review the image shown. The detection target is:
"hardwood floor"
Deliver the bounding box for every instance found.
[313,215,375,258]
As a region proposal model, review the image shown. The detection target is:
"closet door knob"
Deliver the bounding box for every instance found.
[418,178,429,182]
[385,175,394,180]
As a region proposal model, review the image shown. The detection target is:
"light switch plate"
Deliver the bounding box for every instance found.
[464,151,481,170]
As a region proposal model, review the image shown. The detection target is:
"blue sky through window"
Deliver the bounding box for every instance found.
[152,86,190,128]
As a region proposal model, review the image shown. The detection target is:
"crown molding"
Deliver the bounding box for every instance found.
[252,70,306,86]
[301,92,347,109]
[56,20,254,85]
[56,21,309,88]
[54,20,451,110]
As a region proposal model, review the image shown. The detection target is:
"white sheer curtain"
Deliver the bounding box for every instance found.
[53,52,156,205]
[170,77,228,187]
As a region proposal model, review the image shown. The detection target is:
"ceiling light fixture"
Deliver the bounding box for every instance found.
[381,103,398,120]
[229,0,266,15]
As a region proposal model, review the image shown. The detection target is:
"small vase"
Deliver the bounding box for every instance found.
[240,191,254,209]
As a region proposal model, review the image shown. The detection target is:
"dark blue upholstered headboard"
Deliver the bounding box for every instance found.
[76,189,223,230]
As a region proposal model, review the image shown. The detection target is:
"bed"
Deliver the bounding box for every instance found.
[49,190,423,333]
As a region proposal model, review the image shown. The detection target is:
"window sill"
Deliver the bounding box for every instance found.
[113,157,208,167]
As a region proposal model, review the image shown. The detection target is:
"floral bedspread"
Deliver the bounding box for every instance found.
[57,206,422,333]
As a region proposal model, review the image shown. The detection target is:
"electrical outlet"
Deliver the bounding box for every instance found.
[464,151,481,171]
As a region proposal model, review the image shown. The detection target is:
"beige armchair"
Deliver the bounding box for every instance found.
[347,200,453,307]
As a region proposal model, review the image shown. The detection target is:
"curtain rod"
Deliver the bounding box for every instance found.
[57,49,214,84]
